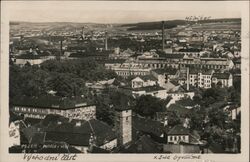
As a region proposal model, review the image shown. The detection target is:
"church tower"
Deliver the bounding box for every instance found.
[115,108,132,146]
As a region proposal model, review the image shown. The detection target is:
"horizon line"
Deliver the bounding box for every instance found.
[9,17,241,25]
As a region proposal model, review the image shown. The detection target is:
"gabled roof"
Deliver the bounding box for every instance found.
[120,135,162,153]
[132,75,157,82]
[164,81,180,92]
[167,125,190,135]
[45,119,116,147]
[132,77,144,82]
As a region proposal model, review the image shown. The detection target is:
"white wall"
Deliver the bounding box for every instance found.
[100,139,117,150]
[167,135,189,144]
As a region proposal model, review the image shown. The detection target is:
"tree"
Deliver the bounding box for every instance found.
[189,109,205,131]
[134,95,166,118]
[209,107,228,129]
[9,58,118,100]
[217,81,222,88]
[167,111,181,127]
[95,95,115,126]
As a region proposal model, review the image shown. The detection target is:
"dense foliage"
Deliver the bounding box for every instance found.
[134,95,167,118]
[9,59,117,101]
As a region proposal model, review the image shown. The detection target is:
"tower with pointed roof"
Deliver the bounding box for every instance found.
[115,107,132,146]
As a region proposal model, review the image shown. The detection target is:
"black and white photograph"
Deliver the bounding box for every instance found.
[0,1,249,162]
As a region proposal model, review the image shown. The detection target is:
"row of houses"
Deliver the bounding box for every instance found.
[105,54,235,78]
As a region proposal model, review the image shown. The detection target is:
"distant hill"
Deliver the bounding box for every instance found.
[10,18,241,32]
[10,22,20,25]
[122,18,241,31]
[122,20,186,30]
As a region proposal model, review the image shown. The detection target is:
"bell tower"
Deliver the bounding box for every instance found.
[115,108,132,146]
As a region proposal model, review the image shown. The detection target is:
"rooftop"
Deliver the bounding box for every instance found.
[12,96,92,110]
[167,125,190,135]
[178,48,201,52]
[165,54,185,59]
[212,73,231,79]
[139,75,158,81]
[152,68,177,75]
[89,146,111,153]
[46,119,116,146]
[120,135,162,153]
[133,85,166,93]
[104,59,126,64]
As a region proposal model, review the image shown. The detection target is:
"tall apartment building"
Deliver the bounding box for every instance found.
[188,69,233,88]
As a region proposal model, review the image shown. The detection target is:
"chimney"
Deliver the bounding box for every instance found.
[59,39,63,61]
[105,31,108,50]
[81,27,85,40]
[187,67,190,91]
[162,21,165,51]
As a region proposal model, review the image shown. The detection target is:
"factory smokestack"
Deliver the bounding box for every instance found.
[187,67,190,91]
[162,21,165,51]
[105,31,108,50]
[59,39,63,61]
[81,27,85,40]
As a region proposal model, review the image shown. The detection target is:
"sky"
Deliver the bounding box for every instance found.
[3,1,244,24]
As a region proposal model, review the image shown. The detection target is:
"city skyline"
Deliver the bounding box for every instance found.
[4,1,243,23]
[2,0,248,159]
